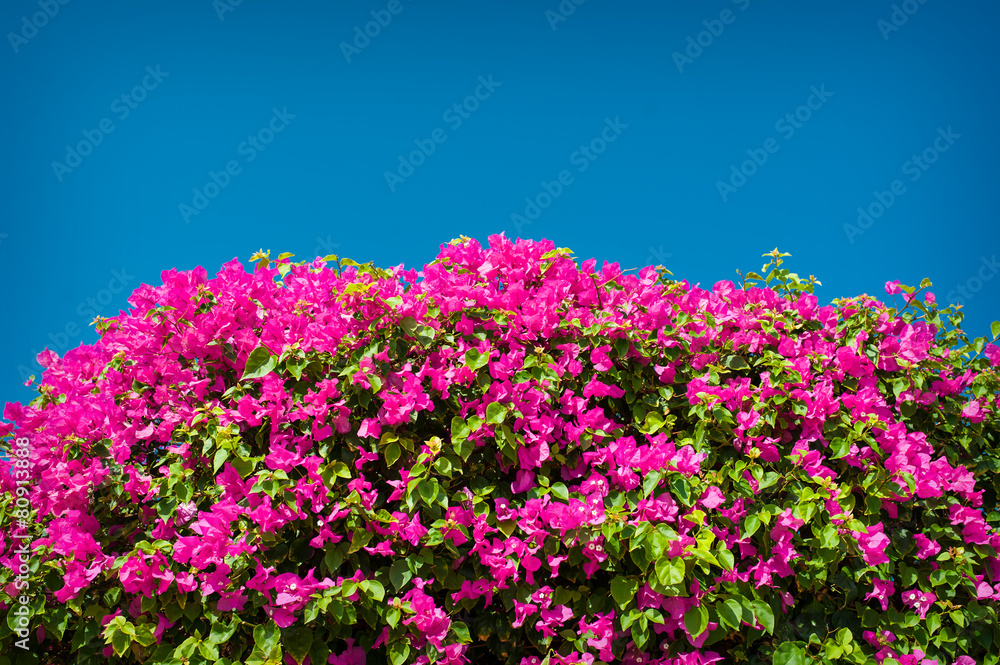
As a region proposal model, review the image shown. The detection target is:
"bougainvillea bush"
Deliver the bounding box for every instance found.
[2,236,1000,665]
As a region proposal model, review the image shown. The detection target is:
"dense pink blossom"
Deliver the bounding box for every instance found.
[1,236,997,663]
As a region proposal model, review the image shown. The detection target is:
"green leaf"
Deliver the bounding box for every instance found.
[926,612,941,635]
[724,355,749,370]
[418,479,439,506]
[285,626,313,663]
[348,528,371,554]
[751,600,775,634]
[71,619,99,652]
[452,621,471,644]
[363,580,386,602]
[772,642,807,665]
[254,622,280,653]
[974,337,985,354]
[655,557,685,586]
[213,448,230,473]
[389,640,410,665]
[684,604,709,637]
[716,546,734,571]
[242,346,278,380]
[132,623,156,647]
[641,411,665,434]
[245,647,270,665]
[198,641,220,660]
[174,481,192,503]
[743,515,761,538]
[433,456,453,477]
[450,416,470,442]
[400,316,418,335]
[111,631,130,657]
[611,577,639,609]
[643,470,663,497]
[209,618,240,645]
[174,635,199,658]
[992,321,1000,339]
[829,438,851,460]
[719,599,742,629]
[485,402,506,425]
[384,442,401,467]
[670,477,691,506]
[324,546,344,574]
[390,560,412,592]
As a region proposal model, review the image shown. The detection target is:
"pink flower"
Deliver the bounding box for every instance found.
[885,280,902,295]
[357,418,381,439]
[862,629,896,647]
[577,611,616,661]
[329,638,366,665]
[986,343,1000,367]
[402,587,450,648]
[274,572,312,609]
[901,589,936,619]
[511,469,534,494]
[962,400,985,423]
[534,604,573,638]
[864,578,895,611]
[698,486,726,510]
[217,590,247,611]
[914,533,941,559]
[590,346,614,372]
[176,501,198,524]
[153,614,174,645]
[512,600,537,628]
[853,522,891,566]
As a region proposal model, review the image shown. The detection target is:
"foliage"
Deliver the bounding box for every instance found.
[1,237,999,665]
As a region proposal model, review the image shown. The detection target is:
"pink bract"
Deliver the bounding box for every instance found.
[0,236,997,665]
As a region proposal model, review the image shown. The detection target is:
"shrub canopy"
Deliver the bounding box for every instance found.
[2,236,1000,665]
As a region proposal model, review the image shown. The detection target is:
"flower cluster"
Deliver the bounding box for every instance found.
[0,237,998,665]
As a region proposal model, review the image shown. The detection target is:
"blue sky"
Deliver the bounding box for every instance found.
[1,0,998,404]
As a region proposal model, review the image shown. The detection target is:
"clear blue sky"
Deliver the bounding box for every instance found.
[1,0,998,404]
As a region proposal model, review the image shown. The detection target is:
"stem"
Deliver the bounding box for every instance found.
[591,275,604,310]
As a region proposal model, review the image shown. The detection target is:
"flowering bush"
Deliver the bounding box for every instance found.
[2,236,1000,665]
